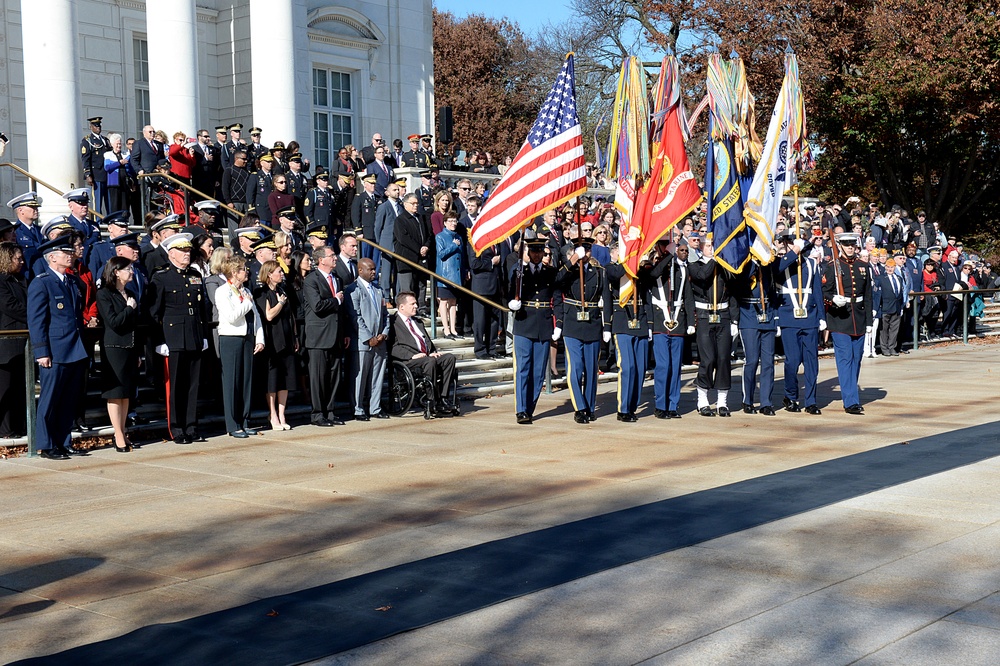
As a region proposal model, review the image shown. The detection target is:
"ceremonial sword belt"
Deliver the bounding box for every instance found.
[564,298,601,308]
[521,300,551,308]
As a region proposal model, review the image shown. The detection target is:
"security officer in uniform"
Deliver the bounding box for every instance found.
[304,167,334,239]
[555,237,605,423]
[647,238,694,419]
[774,229,826,414]
[401,134,431,169]
[147,233,211,443]
[605,254,652,422]
[688,236,737,416]
[81,116,111,214]
[7,192,43,275]
[27,236,89,459]
[351,173,382,260]
[823,233,873,414]
[507,231,556,424]
[246,152,275,226]
[285,153,309,217]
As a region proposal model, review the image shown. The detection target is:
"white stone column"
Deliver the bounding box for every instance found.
[21,0,81,218]
[249,0,299,145]
[147,0,200,136]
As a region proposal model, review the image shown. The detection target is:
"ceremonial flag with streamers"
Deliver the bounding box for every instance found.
[706,124,749,273]
[744,50,813,264]
[470,55,587,254]
[619,56,702,305]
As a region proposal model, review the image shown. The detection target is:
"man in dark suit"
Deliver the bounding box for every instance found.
[879,257,905,356]
[393,193,432,314]
[360,133,385,166]
[303,245,346,427]
[27,236,89,459]
[130,125,165,212]
[390,290,457,418]
[467,236,504,360]
[192,128,219,199]
[335,233,359,286]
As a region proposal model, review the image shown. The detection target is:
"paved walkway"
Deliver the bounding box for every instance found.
[2,343,999,665]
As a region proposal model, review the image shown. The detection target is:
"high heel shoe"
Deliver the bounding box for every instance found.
[270,420,283,431]
[114,441,132,453]
[281,423,292,431]
[125,437,141,449]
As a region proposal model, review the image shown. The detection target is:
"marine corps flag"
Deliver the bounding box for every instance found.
[619,56,701,305]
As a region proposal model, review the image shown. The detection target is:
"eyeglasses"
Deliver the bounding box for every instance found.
[458,187,471,191]
[198,134,209,138]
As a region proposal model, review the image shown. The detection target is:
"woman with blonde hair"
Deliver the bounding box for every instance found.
[215,257,264,438]
[430,189,453,235]
[255,259,297,429]
[273,231,293,274]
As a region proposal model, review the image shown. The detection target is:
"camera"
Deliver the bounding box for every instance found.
[0,132,8,143]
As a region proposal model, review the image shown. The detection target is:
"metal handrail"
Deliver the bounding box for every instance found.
[136,171,241,217]
[906,286,1000,350]
[0,161,104,220]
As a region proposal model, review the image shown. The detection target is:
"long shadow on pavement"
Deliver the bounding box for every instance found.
[16,421,1000,665]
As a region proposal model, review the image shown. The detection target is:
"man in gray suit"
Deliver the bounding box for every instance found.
[347,258,390,420]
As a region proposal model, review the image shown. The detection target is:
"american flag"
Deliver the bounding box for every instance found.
[470,55,587,254]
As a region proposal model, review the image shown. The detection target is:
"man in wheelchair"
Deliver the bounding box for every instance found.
[389,291,459,418]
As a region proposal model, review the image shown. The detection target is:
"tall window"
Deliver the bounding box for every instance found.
[133,37,150,131]
[312,68,353,168]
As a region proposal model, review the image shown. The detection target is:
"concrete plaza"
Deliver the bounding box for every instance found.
[2,343,1000,665]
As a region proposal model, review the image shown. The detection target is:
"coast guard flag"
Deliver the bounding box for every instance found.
[706,118,750,273]
[471,55,587,254]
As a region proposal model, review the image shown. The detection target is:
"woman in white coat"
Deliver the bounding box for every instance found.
[215,257,264,437]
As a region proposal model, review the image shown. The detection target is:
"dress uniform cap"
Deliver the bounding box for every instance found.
[338,172,354,180]
[835,233,860,245]
[62,187,90,204]
[421,134,433,140]
[392,177,407,187]
[272,141,286,151]
[258,152,274,163]
[215,125,228,133]
[235,227,261,241]
[111,232,141,248]
[315,168,330,179]
[162,233,194,251]
[0,218,15,235]
[927,245,943,253]
[249,127,262,135]
[39,235,76,255]
[194,200,219,211]
[276,206,296,220]
[228,123,243,131]
[87,117,103,126]
[288,153,302,163]
[151,215,184,233]
[251,234,278,251]
[361,173,378,184]
[419,169,432,178]
[306,223,328,238]
[156,158,170,168]
[407,134,421,142]
[104,210,130,228]
[6,192,42,209]
[40,217,72,238]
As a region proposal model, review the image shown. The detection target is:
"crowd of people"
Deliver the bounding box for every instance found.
[1,118,996,455]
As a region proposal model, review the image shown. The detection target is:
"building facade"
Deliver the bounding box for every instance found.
[0,0,434,216]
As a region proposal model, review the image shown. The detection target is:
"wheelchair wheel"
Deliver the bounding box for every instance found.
[382,363,416,416]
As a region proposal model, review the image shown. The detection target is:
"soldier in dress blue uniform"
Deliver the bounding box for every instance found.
[81,116,112,215]
[647,239,694,419]
[507,231,557,424]
[688,237,737,416]
[306,223,330,251]
[147,233,212,443]
[224,123,246,172]
[304,167,334,240]
[246,152,276,225]
[111,232,147,301]
[774,229,826,415]
[286,153,309,218]
[63,188,101,262]
[734,257,781,416]
[352,173,382,262]
[605,253,653,422]
[29,217,74,279]
[330,172,355,240]
[86,210,131,280]
[247,233,278,293]
[401,134,432,169]
[245,127,268,172]
[27,236,89,459]
[555,238,606,424]
[7,192,42,276]
[823,233,873,414]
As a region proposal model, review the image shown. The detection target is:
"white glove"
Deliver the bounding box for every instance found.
[819,320,828,332]
[730,323,738,337]
[647,330,653,341]
[575,246,586,259]
[155,344,169,357]
[792,238,806,253]
[597,297,604,307]
[776,326,781,338]
[551,327,562,341]
[603,331,612,343]
[508,299,522,311]
[686,325,695,335]
[202,339,209,351]
[865,325,872,334]
[832,295,850,307]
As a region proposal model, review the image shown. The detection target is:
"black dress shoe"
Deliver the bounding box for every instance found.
[63,444,89,456]
[374,412,390,419]
[653,409,668,419]
[667,410,681,419]
[173,435,191,444]
[717,406,731,417]
[845,404,864,415]
[698,406,716,417]
[39,448,70,460]
[242,426,259,435]
[355,414,371,422]
[759,406,777,416]
[328,417,346,426]
[574,410,589,424]
[189,434,207,443]
[229,430,250,439]
[311,418,334,427]
[516,412,533,425]
[617,412,637,422]
[586,410,597,421]
[783,398,801,413]
[742,403,757,414]
[804,404,822,415]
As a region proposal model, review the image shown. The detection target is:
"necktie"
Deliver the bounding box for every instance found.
[351,260,357,278]
[407,318,427,353]
[327,272,337,297]
[891,276,899,296]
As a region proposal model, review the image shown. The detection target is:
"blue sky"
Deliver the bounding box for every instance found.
[432,0,573,35]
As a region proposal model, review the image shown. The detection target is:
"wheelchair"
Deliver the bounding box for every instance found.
[381,359,460,418]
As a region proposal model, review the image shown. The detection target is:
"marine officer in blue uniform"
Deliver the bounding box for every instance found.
[507,230,557,424]
[647,238,694,419]
[27,236,89,459]
[823,233,873,414]
[734,257,780,416]
[604,249,653,422]
[774,229,826,414]
[555,237,606,424]
[7,192,42,275]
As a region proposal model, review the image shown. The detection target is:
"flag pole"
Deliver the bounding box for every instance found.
[794,185,802,304]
